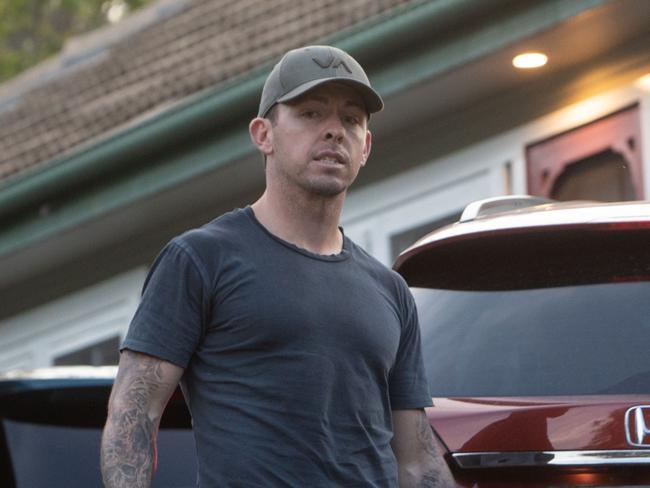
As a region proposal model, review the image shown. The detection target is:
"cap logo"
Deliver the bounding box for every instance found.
[311,53,352,74]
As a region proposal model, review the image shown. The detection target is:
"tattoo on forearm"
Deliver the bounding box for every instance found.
[101,356,168,488]
[414,411,453,487]
[420,471,441,487]
[415,410,437,457]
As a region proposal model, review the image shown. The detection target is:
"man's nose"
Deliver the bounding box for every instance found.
[323,115,344,142]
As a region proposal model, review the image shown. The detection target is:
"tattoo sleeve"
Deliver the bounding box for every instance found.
[392,409,455,488]
[415,410,437,457]
[414,411,453,488]
[100,352,178,488]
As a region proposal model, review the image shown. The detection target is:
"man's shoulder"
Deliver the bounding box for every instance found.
[347,237,408,290]
[170,207,252,258]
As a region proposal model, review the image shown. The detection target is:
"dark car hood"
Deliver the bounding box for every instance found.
[427,396,650,452]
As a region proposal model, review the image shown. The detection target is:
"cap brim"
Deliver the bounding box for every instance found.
[276,77,383,114]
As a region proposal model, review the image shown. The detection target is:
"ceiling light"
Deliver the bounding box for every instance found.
[513,52,548,69]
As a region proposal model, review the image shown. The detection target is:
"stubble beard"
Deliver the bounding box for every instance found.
[299,173,349,198]
[274,157,354,199]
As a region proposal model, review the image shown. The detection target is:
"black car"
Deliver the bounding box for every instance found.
[0,367,195,487]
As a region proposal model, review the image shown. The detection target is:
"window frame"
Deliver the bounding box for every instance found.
[526,104,644,199]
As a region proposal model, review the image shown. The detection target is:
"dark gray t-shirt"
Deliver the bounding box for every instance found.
[123,207,431,487]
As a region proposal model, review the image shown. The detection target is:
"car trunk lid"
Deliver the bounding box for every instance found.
[428,396,650,453]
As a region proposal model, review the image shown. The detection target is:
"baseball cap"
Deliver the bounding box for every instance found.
[258,45,384,117]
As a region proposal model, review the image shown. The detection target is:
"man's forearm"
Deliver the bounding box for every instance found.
[101,407,157,487]
[398,460,452,488]
[410,411,454,487]
[407,470,448,488]
[100,351,173,488]
[394,409,455,487]
[100,350,183,487]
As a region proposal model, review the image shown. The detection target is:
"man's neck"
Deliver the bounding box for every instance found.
[251,190,345,256]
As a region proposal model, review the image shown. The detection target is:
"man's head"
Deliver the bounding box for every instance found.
[250,46,382,198]
[258,45,383,119]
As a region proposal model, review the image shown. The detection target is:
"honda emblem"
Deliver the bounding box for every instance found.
[625,406,650,447]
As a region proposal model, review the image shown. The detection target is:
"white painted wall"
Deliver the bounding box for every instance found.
[0,268,146,373]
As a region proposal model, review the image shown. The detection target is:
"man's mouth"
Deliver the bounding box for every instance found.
[313,151,346,165]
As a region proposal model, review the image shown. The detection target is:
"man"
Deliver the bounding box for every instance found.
[101,45,453,487]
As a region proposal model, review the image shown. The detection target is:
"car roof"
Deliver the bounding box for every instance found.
[0,366,190,428]
[395,197,650,270]
[0,366,117,382]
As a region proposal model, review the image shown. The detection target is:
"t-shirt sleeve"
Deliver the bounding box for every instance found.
[121,239,208,368]
[388,282,433,410]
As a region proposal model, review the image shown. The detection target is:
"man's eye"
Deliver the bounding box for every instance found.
[344,115,361,125]
[302,110,319,119]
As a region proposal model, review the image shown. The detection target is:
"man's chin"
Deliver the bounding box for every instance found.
[303,181,348,198]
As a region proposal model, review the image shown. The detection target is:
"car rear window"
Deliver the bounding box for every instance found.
[414,281,650,397]
[3,420,196,487]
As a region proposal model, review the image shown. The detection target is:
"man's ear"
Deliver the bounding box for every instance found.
[249,117,273,156]
[360,129,372,167]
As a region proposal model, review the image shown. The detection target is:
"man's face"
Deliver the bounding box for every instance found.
[264,82,372,198]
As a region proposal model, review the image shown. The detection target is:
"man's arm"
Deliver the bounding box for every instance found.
[101,349,184,488]
[391,409,455,487]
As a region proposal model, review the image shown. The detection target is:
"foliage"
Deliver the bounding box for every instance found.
[0,0,153,83]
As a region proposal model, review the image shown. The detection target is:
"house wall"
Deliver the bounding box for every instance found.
[0,268,145,372]
[0,77,649,372]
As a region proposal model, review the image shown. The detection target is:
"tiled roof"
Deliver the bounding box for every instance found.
[0,0,411,184]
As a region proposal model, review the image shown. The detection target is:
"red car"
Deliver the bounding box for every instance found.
[394,196,650,487]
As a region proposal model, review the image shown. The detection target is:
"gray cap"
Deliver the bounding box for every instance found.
[258,45,384,118]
